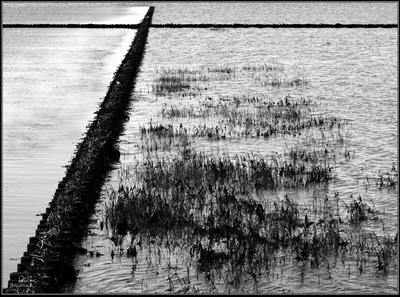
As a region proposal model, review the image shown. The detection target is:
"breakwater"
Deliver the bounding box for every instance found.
[3,23,397,28]
[3,24,142,28]
[3,6,154,294]
[152,23,398,28]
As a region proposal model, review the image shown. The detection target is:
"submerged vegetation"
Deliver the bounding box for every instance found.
[101,59,397,290]
[93,63,397,293]
[154,92,346,141]
[361,165,399,190]
[103,144,397,292]
[151,63,309,96]
[75,59,397,293]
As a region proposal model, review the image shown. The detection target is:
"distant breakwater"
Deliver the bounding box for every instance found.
[3,23,397,29]
[4,6,154,294]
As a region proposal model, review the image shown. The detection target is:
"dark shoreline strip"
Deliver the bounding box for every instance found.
[3,23,397,28]
[3,23,141,28]
[154,23,397,28]
[4,6,154,294]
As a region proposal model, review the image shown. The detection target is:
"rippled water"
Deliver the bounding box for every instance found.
[71,27,398,294]
[3,1,397,25]
[2,1,398,294]
[2,28,137,288]
[147,1,398,24]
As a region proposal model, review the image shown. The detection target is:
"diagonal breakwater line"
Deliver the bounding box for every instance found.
[3,6,154,294]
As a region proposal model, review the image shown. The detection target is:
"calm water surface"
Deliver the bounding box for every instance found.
[2,1,398,294]
[3,1,397,25]
[2,27,138,288]
[71,27,398,294]
[147,1,398,24]
[2,3,149,288]
[2,2,148,24]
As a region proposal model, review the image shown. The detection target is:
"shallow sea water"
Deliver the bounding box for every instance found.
[2,1,398,294]
[2,2,150,288]
[2,2,148,24]
[147,1,398,24]
[71,27,398,294]
[2,28,137,288]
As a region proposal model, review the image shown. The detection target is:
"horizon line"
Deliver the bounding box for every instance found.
[3,23,398,29]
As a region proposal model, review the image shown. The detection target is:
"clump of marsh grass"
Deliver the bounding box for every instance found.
[203,65,236,74]
[134,146,334,190]
[155,91,345,141]
[372,166,398,189]
[266,76,310,88]
[99,60,396,292]
[241,63,284,72]
[104,164,396,290]
[139,128,190,153]
[342,195,375,225]
[358,165,398,191]
[146,111,345,141]
[159,94,314,119]
[184,115,341,140]
[151,67,210,95]
[152,65,241,96]
[285,145,337,164]
[152,74,192,95]
[371,231,398,274]
[159,104,214,119]
[251,71,310,88]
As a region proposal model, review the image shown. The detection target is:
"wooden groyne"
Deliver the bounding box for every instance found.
[151,23,398,28]
[3,23,142,28]
[3,6,154,294]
